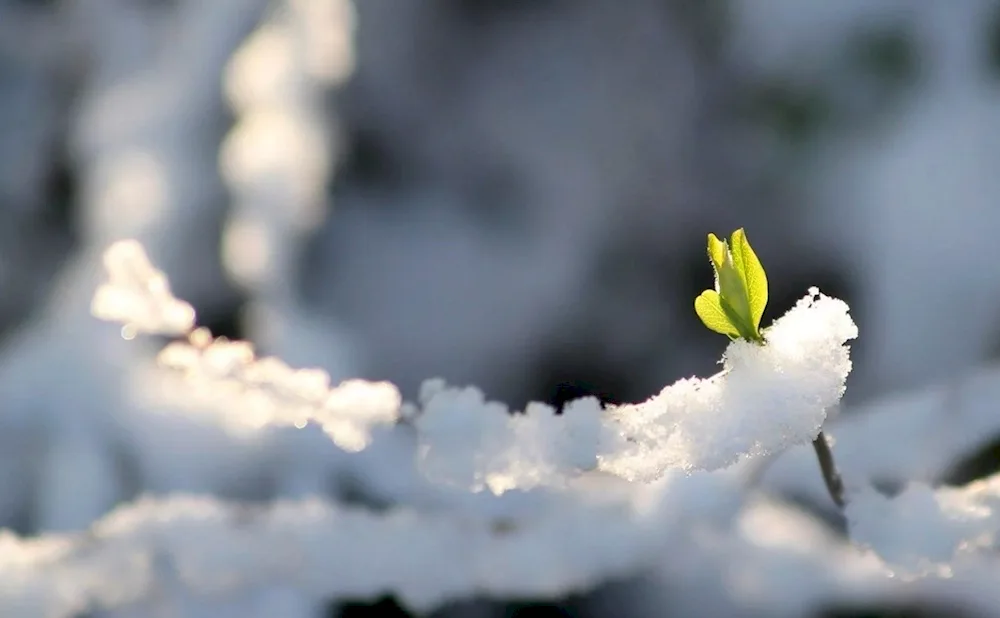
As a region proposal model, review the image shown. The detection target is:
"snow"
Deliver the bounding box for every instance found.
[0,488,667,616]
[0,236,995,617]
[761,359,1000,507]
[91,239,196,337]
[92,240,859,494]
[3,2,1000,616]
[847,475,1000,570]
[36,237,918,618]
[152,337,401,450]
[59,237,1000,617]
[219,0,358,378]
[599,288,857,479]
[413,384,607,494]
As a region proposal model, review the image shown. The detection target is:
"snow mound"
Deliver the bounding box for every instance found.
[600,288,857,480]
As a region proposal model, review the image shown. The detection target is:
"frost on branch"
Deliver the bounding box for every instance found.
[93,239,400,452]
[600,288,858,481]
[153,337,400,451]
[90,239,196,337]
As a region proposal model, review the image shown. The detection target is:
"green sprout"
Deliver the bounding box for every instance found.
[694,228,768,344]
[694,227,846,508]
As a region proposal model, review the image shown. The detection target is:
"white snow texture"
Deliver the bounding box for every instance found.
[4,244,1000,618]
[601,288,857,479]
[3,2,1000,616]
[0,238,902,618]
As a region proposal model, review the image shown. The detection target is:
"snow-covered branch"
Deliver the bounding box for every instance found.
[4,233,995,618]
[91,240,859,492]
[0,235,997,617]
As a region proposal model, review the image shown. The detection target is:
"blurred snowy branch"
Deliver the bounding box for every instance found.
[92,240,857,492]
[219,0,358,376]
[0,229,998,618]
[8,237,995,617]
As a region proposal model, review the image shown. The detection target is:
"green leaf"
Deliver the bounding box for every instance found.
[720,294,759,342]
[707,233,727,278]
[695,228,770,344]
[716,254,751,328]
[728,228,768,331]
[706,233,728,293]
[694,290,739,338]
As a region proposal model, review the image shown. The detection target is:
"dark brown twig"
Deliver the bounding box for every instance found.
[812,431,845,507]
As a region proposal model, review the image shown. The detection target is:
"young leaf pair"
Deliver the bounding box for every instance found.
[694,229,768,343]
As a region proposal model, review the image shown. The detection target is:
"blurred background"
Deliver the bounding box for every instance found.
[0,0,998,540]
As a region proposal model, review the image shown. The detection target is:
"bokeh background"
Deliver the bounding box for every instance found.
[1,0,999,582]
[5,0,999,413]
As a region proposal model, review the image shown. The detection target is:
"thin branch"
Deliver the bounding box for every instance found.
[812,431,845,508]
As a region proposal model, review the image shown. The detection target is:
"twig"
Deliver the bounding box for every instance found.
[812,431,845,507]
